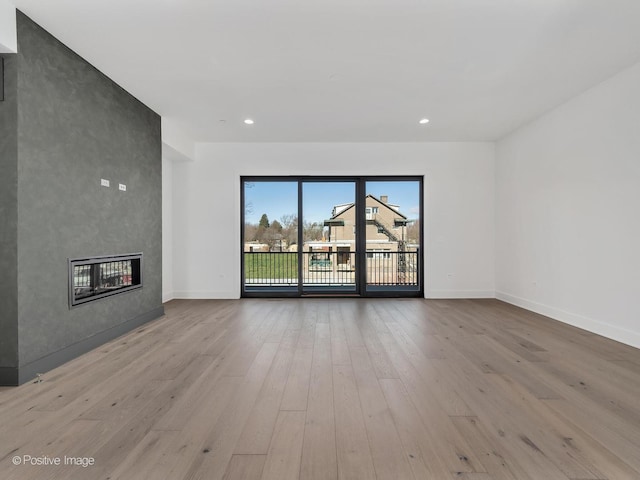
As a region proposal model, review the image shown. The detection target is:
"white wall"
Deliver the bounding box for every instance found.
[170,142,495,299]
[161,156,174,302]
[161,118,195,162]
[496,61,640,348]
[0,0,17,53]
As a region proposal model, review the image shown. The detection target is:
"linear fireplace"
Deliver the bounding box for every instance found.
[69,253,142,307]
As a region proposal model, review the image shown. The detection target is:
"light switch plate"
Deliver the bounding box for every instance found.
[101,179,110,187]
[119,183,127,191]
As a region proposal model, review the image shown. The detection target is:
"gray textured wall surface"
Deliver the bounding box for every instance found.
[14,12,163,373]
[0,53,19,376]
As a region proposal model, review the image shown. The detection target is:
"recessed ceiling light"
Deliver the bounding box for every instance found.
[419,118,429,124]
[244,119,254,125]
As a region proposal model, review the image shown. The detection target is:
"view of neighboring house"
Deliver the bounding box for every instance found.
[244,241,290,252]
[243,241,270,252]
[304,195,418,284]
[243,195,420,286]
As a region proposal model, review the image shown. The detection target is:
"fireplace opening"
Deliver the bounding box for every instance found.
[69,253,142,307]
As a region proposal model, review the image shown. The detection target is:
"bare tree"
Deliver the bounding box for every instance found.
[271,220,283,232]
[244,222,258,242]
[244,182,255,216]
[303,221,324,242]
[280,213,298,247]
[406,219,421,244]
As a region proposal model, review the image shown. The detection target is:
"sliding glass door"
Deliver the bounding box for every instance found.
[302,181,357,294]
[243,180,299,293]
[241,176,422,297]
[364,180,421,294]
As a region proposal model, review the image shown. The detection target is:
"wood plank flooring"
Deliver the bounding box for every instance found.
[2,298,640,479]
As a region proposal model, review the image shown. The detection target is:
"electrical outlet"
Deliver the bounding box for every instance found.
[100,179,110,187]
[119,183,127,191]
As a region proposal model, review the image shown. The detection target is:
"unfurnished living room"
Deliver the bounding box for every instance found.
[1,1,640,479]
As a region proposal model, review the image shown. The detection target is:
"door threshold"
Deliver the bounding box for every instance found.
[301,293,361,298]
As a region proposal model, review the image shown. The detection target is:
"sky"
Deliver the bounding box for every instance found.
[244,180,420,225]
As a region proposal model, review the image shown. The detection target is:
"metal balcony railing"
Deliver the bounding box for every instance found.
[243,251,419,288]
[243,252,299,286]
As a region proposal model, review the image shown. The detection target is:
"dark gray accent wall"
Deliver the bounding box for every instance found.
[0,12,163,385]
[0,52,19,384]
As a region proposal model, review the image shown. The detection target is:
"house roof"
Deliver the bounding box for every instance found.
[331,195,408,220]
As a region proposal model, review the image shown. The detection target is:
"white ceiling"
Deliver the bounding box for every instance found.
[11,0,640,143]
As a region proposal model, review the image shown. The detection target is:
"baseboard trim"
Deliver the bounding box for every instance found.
[173,289,496,301]
[173,290,240,300]
[8,306,165,386]
[426,289,495,299]
[496,291,640,350]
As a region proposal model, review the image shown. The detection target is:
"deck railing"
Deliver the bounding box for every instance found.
[244,251,419,288]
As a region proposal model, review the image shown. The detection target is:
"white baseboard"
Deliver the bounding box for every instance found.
[162,292,175,303]
[426,289,495,299]
[172,290,240,300]
[172,289,495,300]
[496,291,640,350]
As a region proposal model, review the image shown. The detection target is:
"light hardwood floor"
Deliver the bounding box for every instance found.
[2,298,640,480]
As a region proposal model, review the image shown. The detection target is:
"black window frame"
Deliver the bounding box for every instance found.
[241,176,424,298]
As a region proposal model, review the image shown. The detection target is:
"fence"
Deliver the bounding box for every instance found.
[244,251,419,288]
